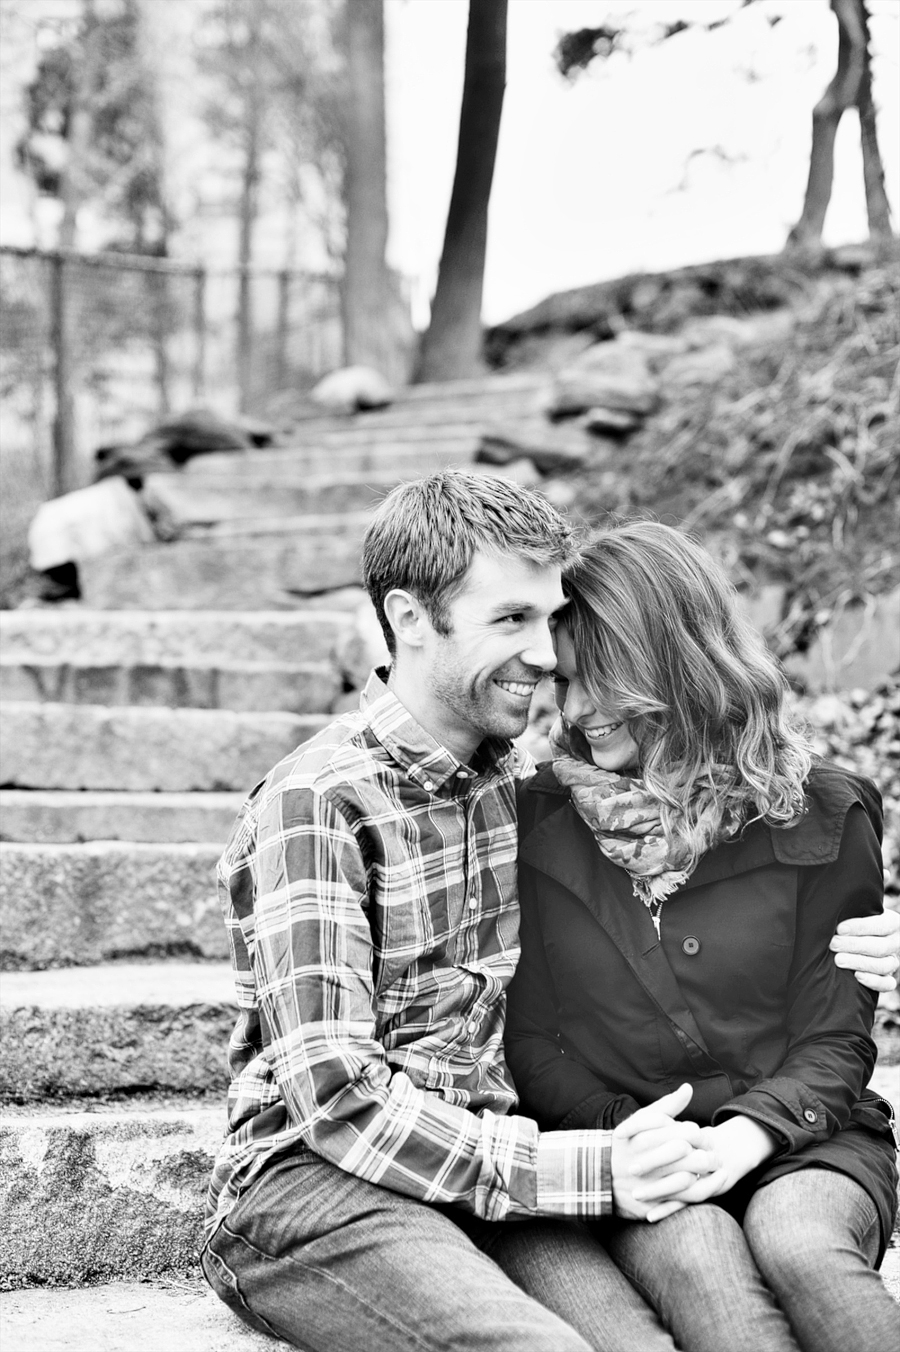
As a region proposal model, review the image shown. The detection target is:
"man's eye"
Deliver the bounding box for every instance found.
[498,612,525,624]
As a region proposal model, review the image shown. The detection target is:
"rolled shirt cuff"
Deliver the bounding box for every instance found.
[535,1129,613,1216]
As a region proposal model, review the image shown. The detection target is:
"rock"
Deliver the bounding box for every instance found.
[661,343,736,389]
[28,478,155,573]
[548,343,659,418]
[476,425,597,474]
[784,588,900,694]
[478,457,543,488]
[679,310,795,351]
[94,408,267,482]
[583,407,641,436]
[310,366,394,414]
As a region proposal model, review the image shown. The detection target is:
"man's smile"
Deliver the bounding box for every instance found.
[494,679,539,699]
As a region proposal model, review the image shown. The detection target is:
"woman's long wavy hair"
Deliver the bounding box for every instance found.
[562,521,812,867]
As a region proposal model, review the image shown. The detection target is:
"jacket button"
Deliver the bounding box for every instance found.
[682,936,701,956]
[803,1109,817,1124]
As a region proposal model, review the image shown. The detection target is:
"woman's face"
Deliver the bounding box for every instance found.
[553,626,641,774]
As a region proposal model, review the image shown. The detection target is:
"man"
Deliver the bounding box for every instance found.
[203,471,898,1352]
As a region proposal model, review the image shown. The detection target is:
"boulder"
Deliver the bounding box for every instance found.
[28,478,155,574]
[310,366,394,414]
[548,343,659,418]
[583,407,641,436]
[94,408,275,482]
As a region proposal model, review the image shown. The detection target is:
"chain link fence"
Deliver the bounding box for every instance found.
[0,246,344,493]
[0,246,346,599]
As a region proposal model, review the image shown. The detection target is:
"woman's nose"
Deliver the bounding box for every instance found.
[563,681,594,724]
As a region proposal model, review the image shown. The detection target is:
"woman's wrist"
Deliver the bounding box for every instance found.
[708,1115,779,1182]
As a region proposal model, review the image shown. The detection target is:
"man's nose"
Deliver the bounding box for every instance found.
[520,621,558,673]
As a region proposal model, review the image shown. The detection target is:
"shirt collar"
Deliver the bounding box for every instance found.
[359,668,514,792]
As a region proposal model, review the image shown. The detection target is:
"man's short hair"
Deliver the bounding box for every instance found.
[363,470,577,656]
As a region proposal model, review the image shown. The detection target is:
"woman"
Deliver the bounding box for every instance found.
[506,521,898,1352]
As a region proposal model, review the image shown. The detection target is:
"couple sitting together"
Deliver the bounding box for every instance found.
[202,471,899,1352]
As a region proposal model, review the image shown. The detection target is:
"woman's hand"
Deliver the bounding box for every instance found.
[611,1083,714,1220]
[830,908,900,992]
[636,1114,780,1222]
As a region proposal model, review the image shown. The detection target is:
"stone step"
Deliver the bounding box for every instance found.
[0,1280,291,1351]
[0,656,341,713]
[0,703,326,791]
[0,789,242,843]
[0,1279,287,1351]
[0,841,226,967]
[184,434,480,478]
[0,608,357,665]
[0,1100,223,1287]
[1,1068,896,1295]
[79,519,369,609]
[147,467,403,524]
[0,961,234,1099]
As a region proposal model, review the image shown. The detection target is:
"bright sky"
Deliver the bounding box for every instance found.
[385,0,900,325]
[1,0,898,329]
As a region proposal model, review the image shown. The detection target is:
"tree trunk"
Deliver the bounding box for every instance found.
[787,0,892,248]
[58,0,101,249]
[855,25,893,239]
[341,0,389,371]
[236,20,262,412]
[414,0,507,384]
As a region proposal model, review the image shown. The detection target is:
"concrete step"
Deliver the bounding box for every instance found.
[0,841,226,967]
[0,608,357,665]
[1,1069,896,1296]
[0,1279,291,1350]
[78,519,369,608]
[0,1100,223,1287]
[0,961,234,1099]
[146,467,402,525]
[0,656,341,713]
[186,435,480,478]
[0,703,327,791]
[0,789,242,843]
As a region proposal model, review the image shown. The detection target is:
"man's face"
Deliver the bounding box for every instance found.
[418,550,566,761]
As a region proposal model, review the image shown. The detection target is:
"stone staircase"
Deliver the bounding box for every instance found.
[1,372,897,1347]
[0,375,543,1346]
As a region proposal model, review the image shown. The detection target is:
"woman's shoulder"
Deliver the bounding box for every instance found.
[771,757,883,865]
[516,762,570,835]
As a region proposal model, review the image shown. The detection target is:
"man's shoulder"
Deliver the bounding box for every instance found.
[221,707,385,862]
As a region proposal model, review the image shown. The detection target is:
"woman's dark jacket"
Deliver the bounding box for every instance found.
[506,759,897,1256]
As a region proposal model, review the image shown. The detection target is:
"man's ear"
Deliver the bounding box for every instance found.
[383,588,428,652]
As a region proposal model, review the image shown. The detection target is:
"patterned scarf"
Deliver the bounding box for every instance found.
[548,718,734,912]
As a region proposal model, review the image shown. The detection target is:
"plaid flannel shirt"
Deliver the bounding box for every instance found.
[206,670,611,1237]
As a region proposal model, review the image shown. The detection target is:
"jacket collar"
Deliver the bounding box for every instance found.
[522,757,874,880]
[359,668,514,792]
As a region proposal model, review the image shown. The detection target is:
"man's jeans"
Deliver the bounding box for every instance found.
[605,1168,898,1352]
[202,1154,897,1352]
[201,1152,679,1352]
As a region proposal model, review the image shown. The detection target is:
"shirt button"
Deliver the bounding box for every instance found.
[682,936,701,956]
[467,1020,478,1035]
[803,1109,817,1124]
[422,780,435,792]
[468,898,478,910]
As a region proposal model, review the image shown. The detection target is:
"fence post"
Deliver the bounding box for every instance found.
[193,267,206,401]
[50,251,75,497]
[237,265,251,413]
[277,269,290,390]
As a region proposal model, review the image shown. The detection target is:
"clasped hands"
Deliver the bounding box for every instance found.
[611,1082,778,1224]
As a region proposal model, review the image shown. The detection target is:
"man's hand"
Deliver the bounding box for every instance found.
[611,1083,713,1220]
[830,908,900,993]
[637,1115,779,1224]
